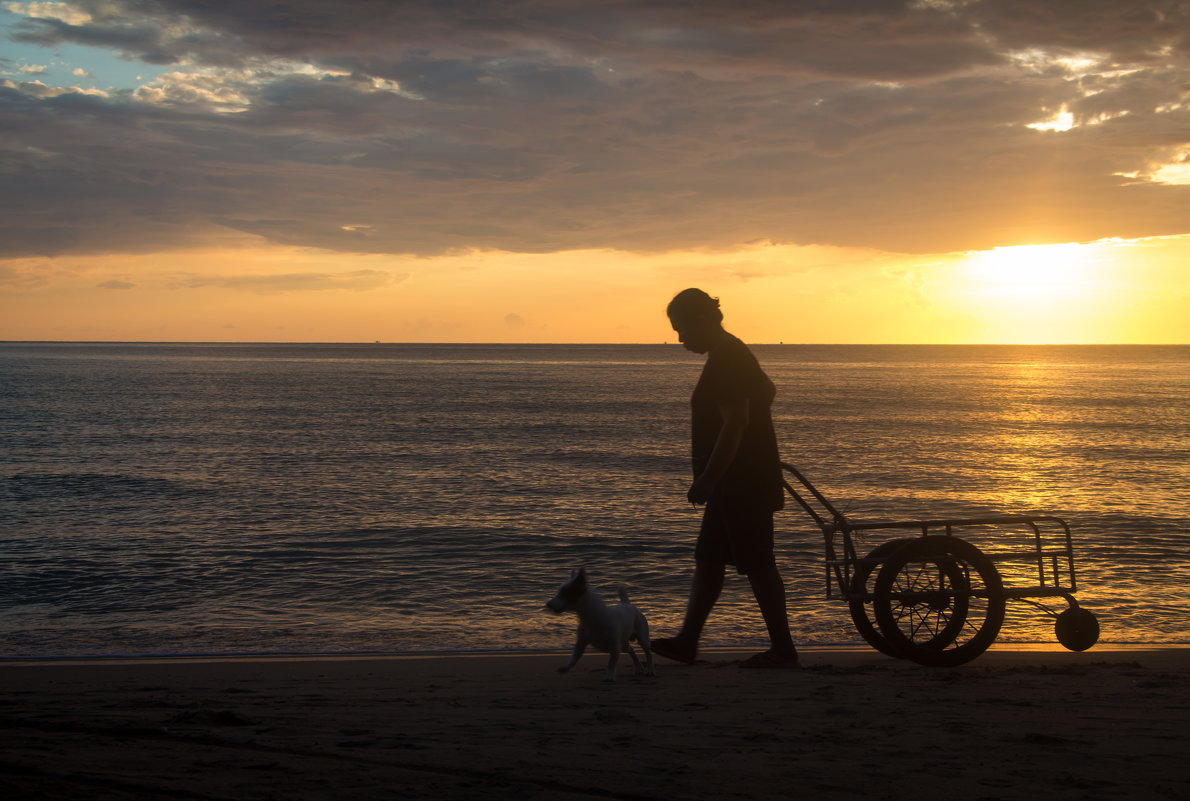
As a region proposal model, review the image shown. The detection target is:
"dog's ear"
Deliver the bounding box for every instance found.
[574,567,587,591]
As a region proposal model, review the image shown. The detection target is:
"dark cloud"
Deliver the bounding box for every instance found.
[963,0,1190,62]
[2,0,1188,259]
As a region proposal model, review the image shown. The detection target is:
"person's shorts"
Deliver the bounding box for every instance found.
[694,500,776,575]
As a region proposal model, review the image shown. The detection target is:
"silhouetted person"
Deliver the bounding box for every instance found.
[652,289,800,668]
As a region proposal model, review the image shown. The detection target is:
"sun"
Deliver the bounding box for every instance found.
[963,242,1099,300]
[948,240,1120,343]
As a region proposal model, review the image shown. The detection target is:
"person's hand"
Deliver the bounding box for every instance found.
[687,475,714,505]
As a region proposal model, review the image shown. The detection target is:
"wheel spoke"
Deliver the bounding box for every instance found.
[873,536,1005,666]
[848,538,918,659]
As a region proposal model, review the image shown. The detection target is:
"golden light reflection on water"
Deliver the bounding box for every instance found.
[4,343,1187,655]
[982,359,1080,512]
[772,345,1190,646]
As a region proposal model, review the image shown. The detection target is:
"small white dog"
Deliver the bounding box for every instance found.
[545,568,656,682]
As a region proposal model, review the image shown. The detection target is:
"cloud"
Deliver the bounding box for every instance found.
[0,259,53,288]
[132,68,255,111]
[1120,145,1190,186]
[97,278,135,289]
[5,2,93,26]
[174,268,404,294]
[504,312,525,329]
[2,77,108,96]
[1,0,1188,261]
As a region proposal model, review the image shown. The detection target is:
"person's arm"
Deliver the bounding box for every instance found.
[687,394,749,504]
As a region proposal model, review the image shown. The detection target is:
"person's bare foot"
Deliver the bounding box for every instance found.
[651,637,697,664]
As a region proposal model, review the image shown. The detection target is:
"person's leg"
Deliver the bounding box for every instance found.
[654,502,733,662]
[652,559,725,662]
[731,508,799,666]
[678,558,725,646]
[746,555,798,659]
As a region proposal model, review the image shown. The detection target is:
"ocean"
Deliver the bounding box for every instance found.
[2,343,1188,658]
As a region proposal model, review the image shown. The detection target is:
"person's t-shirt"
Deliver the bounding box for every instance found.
[690,333,784,510]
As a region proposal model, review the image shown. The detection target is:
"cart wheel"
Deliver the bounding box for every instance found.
[1055,606,1099,652]
[848,538,917,659]
[874,536,1005,667]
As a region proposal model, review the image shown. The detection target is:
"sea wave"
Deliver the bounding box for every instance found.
[2,343,1188,657]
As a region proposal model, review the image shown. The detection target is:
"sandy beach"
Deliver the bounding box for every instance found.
[1,647,1186,800]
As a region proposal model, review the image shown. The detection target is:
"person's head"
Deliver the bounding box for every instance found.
[667,288,724,354]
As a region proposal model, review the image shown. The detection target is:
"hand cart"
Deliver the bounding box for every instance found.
[782,463,1100,666]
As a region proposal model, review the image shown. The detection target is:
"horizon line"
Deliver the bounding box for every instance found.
[3,340,1188,347]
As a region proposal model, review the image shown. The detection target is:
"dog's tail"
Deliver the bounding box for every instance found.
[617,584,630,603]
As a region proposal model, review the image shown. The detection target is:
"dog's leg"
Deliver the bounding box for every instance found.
[559,638,587,673]
[637,614,656,676]
[604,647,620,682]
[625,643,644,675]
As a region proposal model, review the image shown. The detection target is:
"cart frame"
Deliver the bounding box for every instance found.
[781,462,1099,665]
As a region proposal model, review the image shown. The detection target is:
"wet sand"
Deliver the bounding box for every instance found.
[1,647,1186,800]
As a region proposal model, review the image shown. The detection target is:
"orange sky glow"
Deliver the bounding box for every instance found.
[2,1,1188,344]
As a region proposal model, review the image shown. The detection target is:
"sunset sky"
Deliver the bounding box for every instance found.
[2,0,1188,343]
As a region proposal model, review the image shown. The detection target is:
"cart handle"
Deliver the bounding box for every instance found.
[781,462,849,530]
